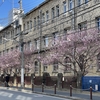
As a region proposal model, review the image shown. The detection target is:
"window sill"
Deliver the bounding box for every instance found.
[64,71,71,73]
[52,71,58,73]
[96,70,100,72]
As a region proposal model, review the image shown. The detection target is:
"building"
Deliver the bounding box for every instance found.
[0,0,100,78]
[8,8,21,24]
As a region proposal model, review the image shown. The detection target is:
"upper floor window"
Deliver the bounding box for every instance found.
[27,21,29,29]
[78,0,81,6]
[34,18,36,27]
[11,30,14,39]
[0,36,2,44]
[43,36,48,47]
[51,7,55,19]
[69,0,73,10]
[37,16,40,26]
[30,20,32,29]
[6,32,10,39]
[35,39,40,49]
[78,21,87,30]
[27,41,32,50]
[96,17,100,30]
[85,0,88,4]
[11,47,13,51]
[56,5,59,17]
[53,32,59,44]
[24,23,26,30]
[63,1,67,13]
[46,10,49,21]
[42,13,45,23]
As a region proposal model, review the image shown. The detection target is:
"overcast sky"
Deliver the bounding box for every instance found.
[0,0,45,27]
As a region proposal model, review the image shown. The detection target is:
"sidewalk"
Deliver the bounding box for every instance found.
[1,85,100,100]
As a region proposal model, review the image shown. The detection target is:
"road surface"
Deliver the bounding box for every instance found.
[0,89,71,100]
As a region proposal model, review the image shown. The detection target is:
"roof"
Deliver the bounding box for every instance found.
[23,0,50,17]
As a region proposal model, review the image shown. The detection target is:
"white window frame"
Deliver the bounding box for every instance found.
[63,1,67,13]
[27,21,29,29]
[34,18,36,27]
[46,10,49,21]
[78,0,81,6]
[44,36,48,47]
[42,13,45,23]
[56,5,59,17]
[69,0,73,10]
[30,20,32,29]
[35,39,40,49]
[96,17,100,30]
[51,7,55,19]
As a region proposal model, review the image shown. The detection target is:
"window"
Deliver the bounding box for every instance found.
[37,16,40,26]
[53,32,59,44]
[0,36,2,44]
[69,0,73,10]
[6,49,9,53]
[78,0,81,6]
[43,36,48,47]
[63,1,67,13]
[53,60,58,72]
[27,41,32,50]
[35,39,40,49]
[27,21,29,29]
[34,61,38,72]
[43,65,48,72]
[6,32,10,39]
[42,13,45,23]
[34,18,36,27]
[46,10,49,21]
[51,7,55,19]
[24,24,26,30]
[64,57,71,72]
[11,30,14,39]
[85,0,88,4]
[16,46,19,50]
[11,47,13,51]
[30,20,32,29]
[78,21,87,30]
[96,17,100,30]
[64,28,67,34]
[56,5,59,17]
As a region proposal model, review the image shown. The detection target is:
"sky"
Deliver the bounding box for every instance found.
[0,0,45,27]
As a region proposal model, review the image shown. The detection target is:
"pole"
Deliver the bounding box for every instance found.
[90,87,92,100]
[39,10,42,76]
[18,0,24,88]
[20,35,24,88]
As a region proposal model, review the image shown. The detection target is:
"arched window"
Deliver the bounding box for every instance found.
[97,53,100,71]
[53,60,58,72]
[64,57,71,72]
[34,61,39,72]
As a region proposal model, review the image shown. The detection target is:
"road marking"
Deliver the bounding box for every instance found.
[16,95,32,100]
[34,94,44,97]
[0,91,13,98]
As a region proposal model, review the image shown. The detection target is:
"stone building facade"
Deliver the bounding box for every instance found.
[0,0,100,77]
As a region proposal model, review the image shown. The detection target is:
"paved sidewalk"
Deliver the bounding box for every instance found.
[1,85,100,100]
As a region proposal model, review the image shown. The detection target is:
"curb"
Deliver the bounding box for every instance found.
[0,87,87,100]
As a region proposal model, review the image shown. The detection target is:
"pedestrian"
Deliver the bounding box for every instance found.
[5,74,10,87]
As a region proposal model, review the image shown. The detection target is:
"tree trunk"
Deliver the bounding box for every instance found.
[77,71,82,88]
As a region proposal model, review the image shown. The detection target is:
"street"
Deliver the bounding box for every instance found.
[0,89,71,100]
